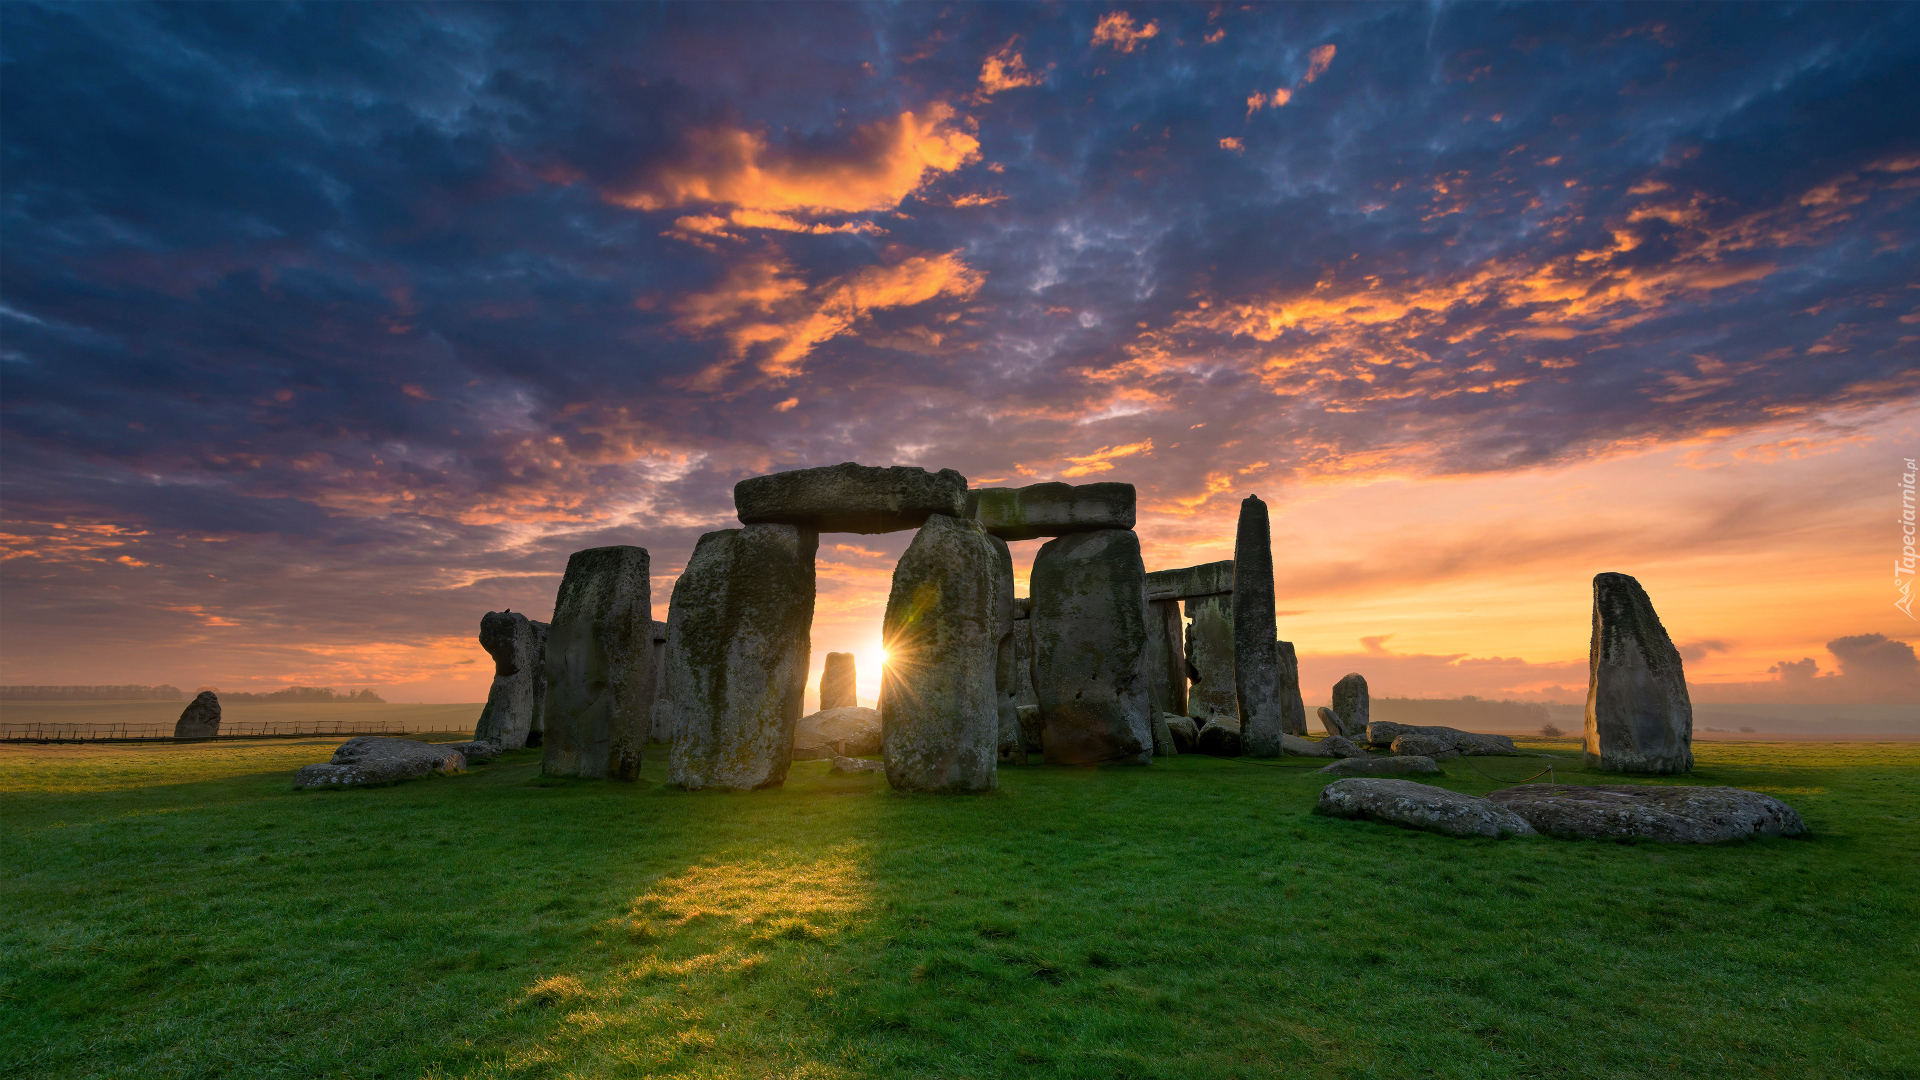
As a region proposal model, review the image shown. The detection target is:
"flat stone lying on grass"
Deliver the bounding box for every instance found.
[174,690,221,738]
[1487,784,1807,843]
[966,481,1135,540]
[1318,779,1538,838]
[1366,721,1522,756]
[294,736,471,788]
[830,756,886,775]
[1391,733,1460,759]
[734,462,968,534]
[1165,714,1199,754]
[1282,733,1367,758]
[793,706,882,760]
[1316,755,1441,777]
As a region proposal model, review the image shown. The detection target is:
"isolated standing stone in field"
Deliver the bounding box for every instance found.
[820,652,858,710]
[733,462,968,534]
[1318,779,1538,839]
[1585,572,1694,774]
[1487,785,1803,842]
[1030,528,1152,765]
[174,690,221,738]
[966,481,1136,541]
[473,610,541,750]
[881,514,1004,792]
[1235,495,1284,756]
[1185,594,1237,721]
[542,546,654,780]
[1276,640,1308,736]
[647,620,670,743]
[667,524,818,791]
[1146,599,1188,720]
[1332,673,1370,739]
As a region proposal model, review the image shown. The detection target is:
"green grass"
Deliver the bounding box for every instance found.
[2,736,1917,1079]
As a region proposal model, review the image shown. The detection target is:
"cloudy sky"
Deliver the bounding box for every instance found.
[3,2,1916,708]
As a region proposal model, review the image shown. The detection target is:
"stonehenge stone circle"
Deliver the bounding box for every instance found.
[1145,599,1188,720]
[666,524,818,790]
[174,690,221,738]
[734,462,967,534]
[1276,640,1307,736]
[1585,572,1694,774]
[1234,495,1284,756]
[820,652,858,710]
[1030,528,1152,765]
[542,545,654,781]
[1184,593,1236,720]
[474,609,542,749]
[966,481,1135,541]
[880,513,1004,792]
[1488,784,1804,842]
[1332,673,1370,738]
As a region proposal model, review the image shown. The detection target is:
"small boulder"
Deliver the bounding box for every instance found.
[1316,755,1441,777]
[1486,784,1807,843]
[294,737,468,789]
[174,691,221,738]
[794,706,882,760]
[1391,733,1460,760]
[1165,714,1200,754]
[1196,716,1243,757]
[1317,779,1538,838]
[829,756,886,775]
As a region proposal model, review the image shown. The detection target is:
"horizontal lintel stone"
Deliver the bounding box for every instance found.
[1144,560,1234,602]
[965,482,1135,541]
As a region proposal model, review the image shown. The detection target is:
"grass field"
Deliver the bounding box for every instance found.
[2,736,1917,1079]
[0,699,483,735]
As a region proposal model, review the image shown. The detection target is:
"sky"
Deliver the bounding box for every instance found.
[2,2,1917,710]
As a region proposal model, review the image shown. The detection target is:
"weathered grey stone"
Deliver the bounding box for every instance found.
[294,736,467,788]
[734,462,967,534]
[1276,640,1307,736]
[1365,721,1522,756]
[647,620,669,743]
[1195,716,1243,757]
[541,546,654,781]
[1165,714,1200,754]
[1017,703,1044,754]
[1145,599,1188,720]
[474,610,542,750]
[966,481,1135,541]
[1332,674,1370,739]
[1317,706,1347,738]
[525,620,549,748]
[881,514,1004,792]
[667,525,817,791]
[794,706,882,760]
[1152,713,1179,757]
[1011,616,1038,709]
[1391,733,1461,760]
[1281,733,1367,758]
[1030,528,1152,766]
[830,755,886,775]
[820,652,858,710]
[436,740,501,762]
[1487,784,1806,842]
[1318,779,1538,838]
[1316,755,1442,777]
[1234,495,1284,756]
[1012,597,1033,620]
[989,535,1025,765]
[1145,560,1234,602]
[1585,573,1694,774]
[1185,594,1236,721]
[174,691,221,738]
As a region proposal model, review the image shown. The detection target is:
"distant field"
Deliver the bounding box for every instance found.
[0,699,482,736]
[2,735,1916,1078]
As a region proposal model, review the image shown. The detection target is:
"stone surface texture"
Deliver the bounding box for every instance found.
[1030,528,1153,765]
[474,610,542,750]
[734,462,967,534]
[174,691,221,738]
[1196,716,1243,757]
[1276,640,1308,736]
[793,706,883,760]
[1488,784,1806,842]
[525,620,550,747]
[1184,594,1236,721]
[1391,733,1462,759]
[1145,599,1188,720]
[666,525,818,791]
[541,546,654,780]
[989,535,1026,765]
[881,514,1005,792]
[1016,704,1044,754]
[1282,733,1367,758]
[1144,560,1234,602]
[820,652,858,710]
[1585,572,1694,774]
[294,736,468,788]
[966,481,1135,541]
[1234,495,1285,757]
[1331,673,1370,739]
[1152,713,1179,757]
[831,755,887,775]
[436,740,501,762]
[646,620,669,743]
[1165,714,1200,754]
[1318,779,1539,838]
[1316,755,1442,777]
[1366,721,1522,756]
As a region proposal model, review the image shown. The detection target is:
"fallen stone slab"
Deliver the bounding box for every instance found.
[1318,779,1538,838]
[1366,721,1521,756]
[1316,755,1441,777]
[967,481,1135,541]
[174,690,221,738]
[1391,733,1461,760]
[1196,716,1243,757]
[1586,572,1694,774]
[1282,733,1367,758]
[294,736,468,789]
[734,462,968,534]
[1487,784,1807,843]
[793,706,882,760]
[1144,560,1233,602]
[830,756,886,775]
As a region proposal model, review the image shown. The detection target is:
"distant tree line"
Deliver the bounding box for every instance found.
[200,686,386,704]
[1370,696,1550,728]
[0,685,185,701]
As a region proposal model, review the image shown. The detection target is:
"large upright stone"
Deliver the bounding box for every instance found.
[1145,599,1188,719]
[667,525,818,790]
[1332,673,1370,739]
[542,546,654,780]
[1276,639,1308,736]
[474,610,542,749]
[734,462,967,534]
[1145,560,1234,602]
[988,536,1026,765]
[820,652,858,710]
[1010,602,1038,709]
[1235,495,1284,756]
[527,620,550,746]
[647,620,669,743]
[174,691,221,738]
[1030,528,1152,765]
[1185,594,1236,720]
[1585,572,1693,774]
[881,514,1004,792]
[967,482,1135,541]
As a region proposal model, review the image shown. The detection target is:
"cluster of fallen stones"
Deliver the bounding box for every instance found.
[1317,779,1807,843]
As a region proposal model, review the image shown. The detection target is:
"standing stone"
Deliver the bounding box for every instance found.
[1145,599,1188,721]
[881,514,1003,792]
[1585,572,1693,774]
[1030,528,1152,765]
[1276,640,1308,736]
[667,525,818,790]
[647,620,669,743]
[1332,673,1370,739]
[1011,610,1038,710]
[1235,495,1284,756]
[526,620,550,748]
[820,652,858,710]
[734,462,967,534]
[474,610,541,750]
[1185,594,1236,721]
[988,537,1026,765]
[174,690,221,738]
[542,546,654,780]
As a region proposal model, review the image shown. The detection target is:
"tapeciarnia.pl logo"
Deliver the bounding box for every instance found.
[1899,457,1917,620]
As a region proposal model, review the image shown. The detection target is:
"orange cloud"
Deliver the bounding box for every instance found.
[1303,43,1337,84]
[978,39,1048,96]
[1092,12,1159,53]
[1247,88,1292,117]
[1062,439,1154,477]
[1219,137,1244,153]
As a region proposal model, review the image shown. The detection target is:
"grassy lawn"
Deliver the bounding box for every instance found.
[2,736,1916,1079]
